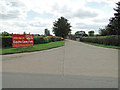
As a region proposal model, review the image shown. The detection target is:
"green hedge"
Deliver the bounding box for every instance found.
[1,36,62,48]
[1,36,12,48]
[80,35,120,46]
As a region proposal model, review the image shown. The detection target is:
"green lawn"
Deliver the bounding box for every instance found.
[81,41,120,49]
[1,41,64,55]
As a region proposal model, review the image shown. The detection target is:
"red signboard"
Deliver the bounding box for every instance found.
[12,34,34,48]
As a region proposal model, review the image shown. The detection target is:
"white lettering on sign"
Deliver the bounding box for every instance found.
[13,41,33,44]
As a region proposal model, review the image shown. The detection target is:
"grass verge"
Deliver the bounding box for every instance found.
[1,41,64,55]
[80,41,120,49]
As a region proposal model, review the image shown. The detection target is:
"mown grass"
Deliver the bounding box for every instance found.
[81,41,120,49]
[1,41,64,55]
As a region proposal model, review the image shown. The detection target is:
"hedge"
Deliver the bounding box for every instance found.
[1,36,62,48]
[1,36,12,48]
[80,35,120,46]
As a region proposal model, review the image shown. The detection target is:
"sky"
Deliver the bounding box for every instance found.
[0,0,119,35]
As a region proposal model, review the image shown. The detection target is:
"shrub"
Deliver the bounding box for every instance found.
[2,36,62,48]
[80,35,120,46]
[1,36,12,48]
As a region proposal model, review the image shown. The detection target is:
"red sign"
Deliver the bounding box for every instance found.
[12,34,34,48]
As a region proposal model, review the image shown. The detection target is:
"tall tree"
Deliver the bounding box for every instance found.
[114,2,120,35]
[44,29,50,36]
[99,28,108,36]
[52,17,72,38]
[106,2,120,35]
[75,31,88,37]
[88,31,94,36]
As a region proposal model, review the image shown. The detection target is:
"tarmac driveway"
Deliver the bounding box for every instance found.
[2,40,118,88]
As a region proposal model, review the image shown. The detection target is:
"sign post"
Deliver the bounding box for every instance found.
[12,34,34,48]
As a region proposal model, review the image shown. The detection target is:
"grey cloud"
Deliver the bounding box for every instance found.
[0,10,20,19]
[29,22,49,27]
[10,1,25,7]
[29,22,41,27]
[52,4,98,19]
[5,0,25,7]
[15,22,28,27]
[75,23,103,30]
[13,21,50,28]
[0,0,26,20]
[73,9,98,19]
[93,18,108,23]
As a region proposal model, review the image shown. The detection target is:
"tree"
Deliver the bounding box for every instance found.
[106,17,117,35]
[23,32,27,35]
[99,28,108,36]
[113,2,120,35]
[1,31,9,36]
[44,29,50,36]
[105,1,120,35]
[88,31,94,36]
[52,17,72,38]
[75,31,88,37]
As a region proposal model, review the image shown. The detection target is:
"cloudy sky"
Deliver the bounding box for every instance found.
[0,0,119,35]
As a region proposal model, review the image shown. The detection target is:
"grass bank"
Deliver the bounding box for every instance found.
[80,41,120,49]
[1,41,64,55]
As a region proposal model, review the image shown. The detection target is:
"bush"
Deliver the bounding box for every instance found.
[34,36,46,44]
[56,37,62,41]
[2,36,62,48]
[1,36,12,48]
[80,35,120,46]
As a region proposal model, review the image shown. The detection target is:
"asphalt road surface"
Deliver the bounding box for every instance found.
[2,40,118,88]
